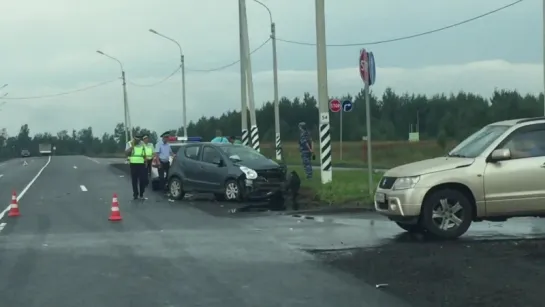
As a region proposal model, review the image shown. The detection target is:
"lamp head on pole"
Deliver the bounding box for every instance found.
[96,50,104,55]
[149,29,158,34]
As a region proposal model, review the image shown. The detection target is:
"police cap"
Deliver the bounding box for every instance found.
[160,131,171,138]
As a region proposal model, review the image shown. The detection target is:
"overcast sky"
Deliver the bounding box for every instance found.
[0,0,540,136]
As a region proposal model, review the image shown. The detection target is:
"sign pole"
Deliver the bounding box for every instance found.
[340,108,343,161]
[360,49,375,197]
[365,80,373,196]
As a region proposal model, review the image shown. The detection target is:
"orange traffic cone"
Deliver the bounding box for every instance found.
[8,191,20,217]
[108,193,122,221]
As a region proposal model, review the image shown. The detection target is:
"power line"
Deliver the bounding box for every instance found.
[186,38,271,72]
[124,38,270,87]
[7,37,272,97]
[276,0,524,47]
[128,67,181,87]
[2,79,119,100]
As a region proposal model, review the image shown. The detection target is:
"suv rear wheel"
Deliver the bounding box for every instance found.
[420,189,473,239]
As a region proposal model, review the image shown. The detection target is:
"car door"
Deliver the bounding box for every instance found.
[198,145,228,191]
[178,144,202,189]
[483,124,545,215]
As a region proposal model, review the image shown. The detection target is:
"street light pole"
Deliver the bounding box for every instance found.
[149,29,187,137]
[252,0,281,160]
[96,50,132,141]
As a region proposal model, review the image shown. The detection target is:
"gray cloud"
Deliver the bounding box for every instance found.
[0,0,540,136]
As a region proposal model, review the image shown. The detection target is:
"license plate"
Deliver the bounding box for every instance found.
[375,192,386,203]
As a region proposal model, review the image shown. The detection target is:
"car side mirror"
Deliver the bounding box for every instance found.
[212,157,223,166]
[489,148,511,162]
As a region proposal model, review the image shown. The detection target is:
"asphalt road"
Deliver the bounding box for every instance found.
[0,155,409,307]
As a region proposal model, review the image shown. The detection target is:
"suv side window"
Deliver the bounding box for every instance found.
[202,146,222,164]
[498,124,545,159]
[184,145,200,161]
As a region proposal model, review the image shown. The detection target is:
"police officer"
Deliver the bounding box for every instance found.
[142,135,154,180]
[125,134,148,200]
[298,122,314,179]
[155,131,174,192]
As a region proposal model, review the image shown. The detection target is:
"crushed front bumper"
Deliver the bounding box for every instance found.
[242,177,284,200]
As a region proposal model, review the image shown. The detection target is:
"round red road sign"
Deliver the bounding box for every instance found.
[329,99,341,113]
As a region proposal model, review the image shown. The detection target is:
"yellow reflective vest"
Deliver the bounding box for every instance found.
[129,145,145,164]
[144,143,154,160]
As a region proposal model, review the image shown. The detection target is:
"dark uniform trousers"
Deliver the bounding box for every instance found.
[146,159,152,179]
[158,160,170,191]
[130,163,147,197]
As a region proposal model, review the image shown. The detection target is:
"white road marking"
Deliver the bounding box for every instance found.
[73,166,77,169]
[0,174,4,179]
[0,155,52,221]
[86,157,100,164]
[80,185,88,192]
[0,223,6,232]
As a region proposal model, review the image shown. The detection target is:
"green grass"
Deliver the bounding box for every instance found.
[262,140,451,168]
[288,165,384,208]
[96,140,451,169]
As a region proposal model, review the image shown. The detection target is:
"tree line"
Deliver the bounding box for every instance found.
[1,88,543,157]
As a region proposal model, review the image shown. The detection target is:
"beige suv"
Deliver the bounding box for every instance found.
[375,117,545,239]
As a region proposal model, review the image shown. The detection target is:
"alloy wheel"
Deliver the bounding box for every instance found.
[432,198,464,231]
[225,182,239,200]
[170,180,181,198]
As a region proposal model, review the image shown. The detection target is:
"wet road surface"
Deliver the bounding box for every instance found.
[0,155,410,307]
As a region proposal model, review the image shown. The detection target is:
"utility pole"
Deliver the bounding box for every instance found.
[148,29,187,137]
[239,0,249,146]
[542,0,545,115]
[252,0,281,159]
[240,0,260,152]
[315,0,332,184]
[271,22,281,160]
[121,71,132,141]
[97,50,131,141]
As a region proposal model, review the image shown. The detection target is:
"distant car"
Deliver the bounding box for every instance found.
[20,149,30,157]
[166,142,286,201]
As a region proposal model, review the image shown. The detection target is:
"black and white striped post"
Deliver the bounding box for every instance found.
[241,129,249,146]
[275,133,282,160]
[319,121,332,180]
[250,125,260,152]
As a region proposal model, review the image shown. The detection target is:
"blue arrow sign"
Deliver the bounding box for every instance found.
[342,100,353,112]
[368,52,376,86]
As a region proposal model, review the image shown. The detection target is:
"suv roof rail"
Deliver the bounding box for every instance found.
[516,117,545,124]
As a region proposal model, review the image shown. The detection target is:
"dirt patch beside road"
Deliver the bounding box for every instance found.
[310,237,545,307]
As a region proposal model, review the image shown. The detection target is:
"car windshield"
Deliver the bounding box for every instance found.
[220,145,266,162]
[448,125,510,158]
